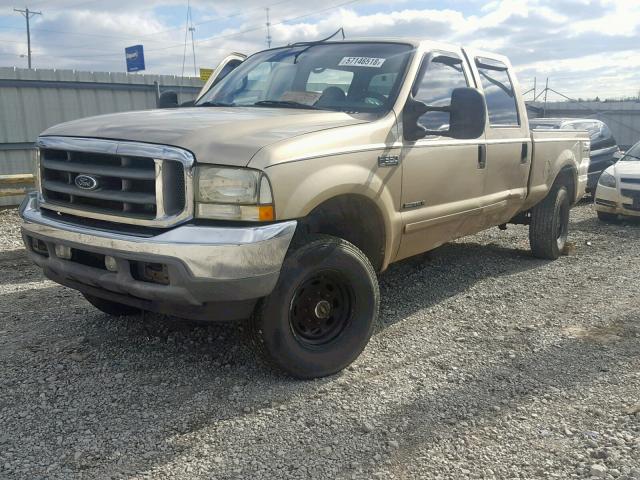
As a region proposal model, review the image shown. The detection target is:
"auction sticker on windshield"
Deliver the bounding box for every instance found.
[338,57,386,68]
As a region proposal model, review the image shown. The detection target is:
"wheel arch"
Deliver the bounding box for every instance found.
[553,163,578,204]
[295,193,388,273]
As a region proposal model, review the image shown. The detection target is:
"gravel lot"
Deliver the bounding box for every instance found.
[1,203,638,480]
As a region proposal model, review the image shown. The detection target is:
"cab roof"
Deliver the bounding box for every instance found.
[287,37,507,64]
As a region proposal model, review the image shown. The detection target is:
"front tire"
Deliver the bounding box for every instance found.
[529,185,570,260]
[249,234,380,379]
[83,293,141,316]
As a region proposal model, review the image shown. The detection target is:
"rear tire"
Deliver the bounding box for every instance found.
[83,293,141,316]
[249,234,380,379]
[529,185,570,260]
[597,211,618,223]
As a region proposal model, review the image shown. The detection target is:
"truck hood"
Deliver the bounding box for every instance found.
[41,107,370,166]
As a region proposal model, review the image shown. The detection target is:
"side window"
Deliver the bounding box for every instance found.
[306,68,354,94]
[476,58,519,126]
[414,55,468,131]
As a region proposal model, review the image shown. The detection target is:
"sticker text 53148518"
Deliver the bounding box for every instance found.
[338,57,386,68]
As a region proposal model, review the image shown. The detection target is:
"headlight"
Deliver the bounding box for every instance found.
[598,170,616,188]
[195,166,274,221]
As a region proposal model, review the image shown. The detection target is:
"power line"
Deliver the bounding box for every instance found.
[59,0,363,59]
[2,0,362,66]
[0,0,296,43]
[13,6,42,69]
[135,0,293,41]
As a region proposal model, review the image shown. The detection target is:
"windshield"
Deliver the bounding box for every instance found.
[621,141,640,161]
[196,42,413,113]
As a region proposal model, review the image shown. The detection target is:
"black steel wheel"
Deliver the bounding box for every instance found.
[289,271,353,347]
[249,234,380,379]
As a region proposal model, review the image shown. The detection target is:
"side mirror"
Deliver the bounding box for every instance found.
[403,87,487,141]
[158,91,179,109]
[448,88,487,140]
[403,96,430,141]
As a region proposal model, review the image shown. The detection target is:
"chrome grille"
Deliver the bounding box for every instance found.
[37,137,194,227]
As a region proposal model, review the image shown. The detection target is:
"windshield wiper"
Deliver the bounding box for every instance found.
[197,101,234,107]
[621,153,640,161]
[252,100,321,110]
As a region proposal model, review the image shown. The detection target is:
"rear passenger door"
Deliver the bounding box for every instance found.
[468,54,531,225]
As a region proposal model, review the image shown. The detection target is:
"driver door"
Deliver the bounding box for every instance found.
[397,51,488,261]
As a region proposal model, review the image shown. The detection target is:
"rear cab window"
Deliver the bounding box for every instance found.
[475,57,520,127]
[306,69,354,94]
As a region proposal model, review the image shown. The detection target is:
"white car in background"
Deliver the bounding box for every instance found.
[594,140,640,221]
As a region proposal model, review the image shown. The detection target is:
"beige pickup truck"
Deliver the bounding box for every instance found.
[20,38,589,378]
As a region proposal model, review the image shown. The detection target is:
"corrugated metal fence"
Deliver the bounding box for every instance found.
[0,67,203,206]
[527,100,640,150]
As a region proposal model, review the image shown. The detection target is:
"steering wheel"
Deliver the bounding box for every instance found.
[362,91,387,107]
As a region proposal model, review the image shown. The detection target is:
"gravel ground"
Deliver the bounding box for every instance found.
[0,203,638,480]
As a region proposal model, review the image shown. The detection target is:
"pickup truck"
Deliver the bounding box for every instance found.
[20,38,590,379]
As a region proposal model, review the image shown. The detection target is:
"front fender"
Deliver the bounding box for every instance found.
[265,153,403,269]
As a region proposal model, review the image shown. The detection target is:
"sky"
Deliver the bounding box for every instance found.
[0,0,638,100]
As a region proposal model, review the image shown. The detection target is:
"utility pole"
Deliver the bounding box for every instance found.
[265,7,272,48]
[189,19,196,76]
[14,6,42,69]
[533,77,536,101]
[543,77,549,118]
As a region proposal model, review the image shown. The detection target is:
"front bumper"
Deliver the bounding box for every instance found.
[20,193,296,321]
[594,184,640,218]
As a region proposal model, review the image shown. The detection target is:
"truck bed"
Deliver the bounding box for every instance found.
[524,129,590,209]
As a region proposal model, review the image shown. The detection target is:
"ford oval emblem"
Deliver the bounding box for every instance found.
[75,174,99,190]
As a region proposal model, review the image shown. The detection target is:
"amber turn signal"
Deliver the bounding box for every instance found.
[258,205,275,221]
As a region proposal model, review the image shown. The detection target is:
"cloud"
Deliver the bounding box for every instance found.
[0,0,637,99]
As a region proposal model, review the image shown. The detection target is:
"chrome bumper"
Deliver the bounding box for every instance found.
[20,193,296,319]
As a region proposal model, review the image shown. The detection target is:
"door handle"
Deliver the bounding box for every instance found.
[478,144,486,169]
[521,143,529,163]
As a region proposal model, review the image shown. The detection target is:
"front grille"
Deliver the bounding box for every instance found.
[621,189,640,211]
[37,138,193,227]
[621,177,640,185]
